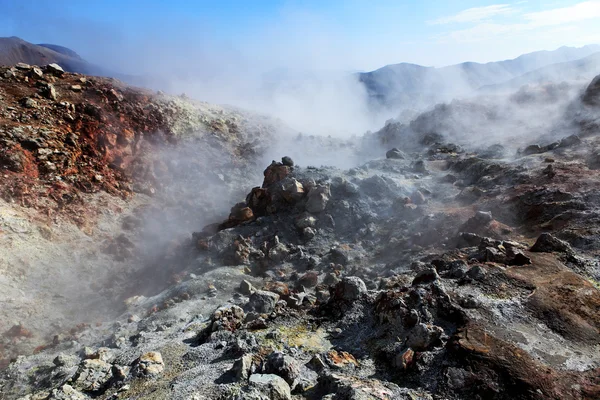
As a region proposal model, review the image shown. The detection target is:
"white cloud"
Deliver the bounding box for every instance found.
[524,1,600,27]
[429,4,513,25]
[436,1,600,43]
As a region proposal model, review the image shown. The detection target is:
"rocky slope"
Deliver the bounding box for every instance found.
[0,38,99,76]
[1,65,600,400]
[0,61,286,372]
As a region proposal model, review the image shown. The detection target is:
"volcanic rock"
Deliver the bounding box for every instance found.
[248,291,280,314]
[248,374,292,400]
[530,232,573,254]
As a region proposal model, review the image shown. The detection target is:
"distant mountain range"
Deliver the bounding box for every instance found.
[359,44,600,108]
[1,36,599,112]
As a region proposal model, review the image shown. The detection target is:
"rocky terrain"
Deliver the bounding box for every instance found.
[0,61,600,400]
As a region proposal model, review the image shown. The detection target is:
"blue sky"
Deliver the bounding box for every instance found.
[0,0,599,72]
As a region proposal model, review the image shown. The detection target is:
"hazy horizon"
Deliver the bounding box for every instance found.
[1,1,600,74]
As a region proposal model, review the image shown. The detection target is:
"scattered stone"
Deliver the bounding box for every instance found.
[263,162,291,187]
[21,97,38,108]
[248,374,292,400]
[410,190,427,205]
[70,85,82,92]
[231,354,256,380]
[30,67,43,79]
[46,63,65,75]
[248,291,280,314]
[40,84,58,100]
[406,323,444,351]
[53,353,79,368]
[132,351,164,377]
[466,265,487,281]
[212,305,245,331]
[297,271,319,288]
[295,214,317,229]
[447,260,469,279]
[265,352,300,386]
[72,359,113,392]
[473,211,493,224]
[281,156,294,167]
[510,251,532,266]
[49,384,87,400]
[15,62,31,70]
[333,276,367,301]
[240,280,255,295]
[302,227,316,240]
[307,354,327,372]
[386,148,406,159]
[326,350,359,369]
[530,232,573,254]
[305,185,330,213]
[392,348,414,370]
[412,268,439,285]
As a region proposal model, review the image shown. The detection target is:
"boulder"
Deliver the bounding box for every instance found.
[530,233,573,254]
[49,384,87,400]
[305,186,330,213]
[406,323,444,351]
[386,148,406,159]
[132,351,164,377]
[263,162,291,187]
[248,291,280,314]
[248,374,292,400]
[72,359,113,392]
[281,156,294,167]
[333,277,367,301]
[46,63,65,76]
[265,352,301,386]
[231,354,256,380]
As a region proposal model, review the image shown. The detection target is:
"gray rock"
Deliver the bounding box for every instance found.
[446,367,473,390]
[386,148,406,159]
[49,384,87,400]
[46,63,65,75]
[305,186,330,213]
[268,242,290,262]
[240,280,255,295]
[248,291,280,314]
[295,214,317,229]
[466,265,487,281]
[15,62,31,70]
[30,67,43,79]
[334,276,367,301]
[249,374,292,400]
[473,211,493,224]
[410,190,427,205]
[132,351,164,377]
[281,156,294,167]
[43,84,58,100]
[406,323,444,351]
[302,227,316,240]
[530,232,573,254]
[412,268,439,285]
[265,352,300,386]
[447,260,469,279]
[53,353,80,368]
[21,97,37,108]
[231,354,255,380]
[72,359,113,392]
